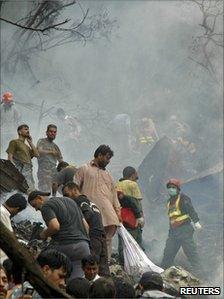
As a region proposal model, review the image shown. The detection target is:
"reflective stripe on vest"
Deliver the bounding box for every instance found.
[167,195,189,225]
[139,136,154,144]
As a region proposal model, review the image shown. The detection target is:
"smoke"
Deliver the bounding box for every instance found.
[1,0,223,285]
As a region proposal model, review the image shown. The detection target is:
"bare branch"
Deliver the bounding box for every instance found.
[188,56,219,84]
[190,0,223,83]
[1,0,116,82]
[0,17,70,32]
[73,8,89,29]
[31,0,76,31]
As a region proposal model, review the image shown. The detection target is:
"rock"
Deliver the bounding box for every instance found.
[109,264,134,285]
[162,266,200,298]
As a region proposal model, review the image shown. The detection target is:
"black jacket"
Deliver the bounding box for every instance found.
[119,194,142,219]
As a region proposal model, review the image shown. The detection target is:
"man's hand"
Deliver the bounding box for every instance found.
[26,135,33,143]
[39,230,48,240]
[194,221,202,230]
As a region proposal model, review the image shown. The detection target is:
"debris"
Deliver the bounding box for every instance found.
[162,266,202,298]
[0,220,70,298]
[0,159,29,194]
[138,136,187,202]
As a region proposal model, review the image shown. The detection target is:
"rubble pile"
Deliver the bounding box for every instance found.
[11,221,205,298]
[162,266,200,291]
[12,220,48,256]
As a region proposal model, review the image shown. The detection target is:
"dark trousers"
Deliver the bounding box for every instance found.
[90,234,110,277]
[161,224,201,275]
[49,241,90,279]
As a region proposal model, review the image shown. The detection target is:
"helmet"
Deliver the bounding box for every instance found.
[2,92,13,103]
[166,178,181,189]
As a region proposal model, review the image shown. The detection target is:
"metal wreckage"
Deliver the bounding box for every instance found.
[0,136,223,298]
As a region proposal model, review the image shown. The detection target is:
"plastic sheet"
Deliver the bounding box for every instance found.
[117,224,164,278]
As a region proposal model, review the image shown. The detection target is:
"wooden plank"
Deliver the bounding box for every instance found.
[0,221,70,298]
[0,159,29,193]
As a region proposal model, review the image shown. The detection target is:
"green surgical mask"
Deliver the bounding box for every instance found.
[168,187,178,197]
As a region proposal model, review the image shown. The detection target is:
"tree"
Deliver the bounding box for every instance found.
[189,0,223,84]
[0,0,117,84]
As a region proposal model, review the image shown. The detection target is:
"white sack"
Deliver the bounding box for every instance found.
[117,224,164,277]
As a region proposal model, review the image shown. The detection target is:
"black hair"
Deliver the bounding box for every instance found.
[0,264,7,275]
[57,161,69,172]
[5,193,27,212]
[66,277,90,298]
[81,255,100,268]
[141,280,163,292]
[122,166,136,179]
[3,259,23,284]
[89,278,116,298]
[37,250,72,277]
[62,181,80,195]
[112,276,136,298]
[94,145,114,158]
[17,124,29,133]
[2,259,12,282]
[47,124,57,131]
[139,272,163,292]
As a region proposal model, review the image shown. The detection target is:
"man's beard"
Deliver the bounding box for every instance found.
[98,161,107,169]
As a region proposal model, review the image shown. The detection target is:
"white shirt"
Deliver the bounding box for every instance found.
[92,274,101,282]
[83,274,101,283]
[0,205,13,263]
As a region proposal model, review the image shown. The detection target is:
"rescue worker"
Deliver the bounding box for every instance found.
[116,166,144,249]
[136,116,159,153]
[0,92,20,154]
[52,161,77,196]
[28,190,90,279]
[37,124,63,192]
[62,182,110,277]
[74,145,121,262]
[161,178,202,276]
[167,115,196,153]
[0,193,27,263]
[116,190,143,266]
[167,115,188,141]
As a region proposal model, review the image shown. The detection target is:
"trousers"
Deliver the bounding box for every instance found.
[90,233,110,276]
[49,241,90,279]
[104,225,117,262]
[161,223,201,275]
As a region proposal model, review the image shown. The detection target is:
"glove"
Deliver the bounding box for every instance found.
[137,217,145,228]
[194,222,202,230]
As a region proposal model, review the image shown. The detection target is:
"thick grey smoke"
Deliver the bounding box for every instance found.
[1,0,223,285]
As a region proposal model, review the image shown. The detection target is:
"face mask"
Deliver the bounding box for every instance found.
[168,187,178,197]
